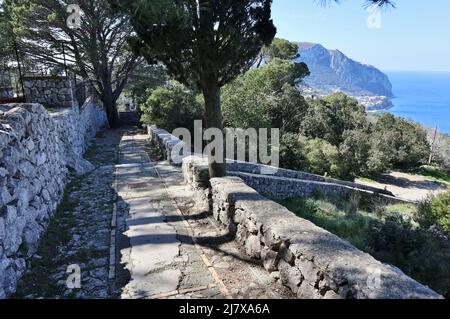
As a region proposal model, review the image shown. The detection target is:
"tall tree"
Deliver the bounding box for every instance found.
[116,0,277,177]
[256,37,301,67]
[0,1,15,62]
[3,0,141,126]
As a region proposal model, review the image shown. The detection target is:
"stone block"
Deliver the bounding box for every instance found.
[236,224,248,245]
[245,235,262,259]
[296,256,321,285]
[279,260,303,294]
[261,248,279,272]
[297,281,322,299]
[0,218,5,241]
[279,242,295,265]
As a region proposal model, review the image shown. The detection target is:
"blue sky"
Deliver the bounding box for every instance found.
[271,0,450,72]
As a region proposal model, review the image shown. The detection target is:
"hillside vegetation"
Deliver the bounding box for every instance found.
[138,38,447,182]
[278,190,450,298]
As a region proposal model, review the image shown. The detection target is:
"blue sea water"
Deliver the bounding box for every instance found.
[384,71,450,133]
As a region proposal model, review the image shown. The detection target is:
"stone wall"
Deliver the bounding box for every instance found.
[23,76,76,108]
[0,99,107,298]
[228,171,407,205]
[181,155,407,205]
[201,176,442,299]
[148,125,187,165]
[0,70,13,100]
[52,97,109,174]
[147,125,395,197]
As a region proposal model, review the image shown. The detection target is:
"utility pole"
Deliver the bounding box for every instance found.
[428,126,438,164]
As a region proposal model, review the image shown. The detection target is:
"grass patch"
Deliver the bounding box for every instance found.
[280,197,378,250]
[409,165,450,187]
[384,203,417,217]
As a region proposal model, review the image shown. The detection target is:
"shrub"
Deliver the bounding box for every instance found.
[367,213,450,298]
[300,93,368,146]
[222,59,308,131]
[416,190,450,233]
[279,194,450,297]
[140,81,204,133]
[280,134,346,179]
[279,133,307,171]
[369,113,430,170]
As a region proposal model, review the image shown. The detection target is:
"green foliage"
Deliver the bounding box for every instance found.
[367,213,450,298]
[263,38,300,61]
[433,133,450,172]
[121,0,276,88]
[123,64,169,117]
[278,94,429,179]
[222,59,308,131]
[0,1,14,60]
[279,133,307,171]
[118,0,276,176]
[140,82,203,133]
[410,165,450,187]
[300,93,368,146]
[280,197,376,250]
[279,194,450,297]
[297,135,344,177]
[339,129,372,178]
[416,190,450,233]
[5,0,139,126]
[370,113,430,170]
[223,64,430,180]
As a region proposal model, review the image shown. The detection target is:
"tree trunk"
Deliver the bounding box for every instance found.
[203,81,226,178]
[103,83,119,128]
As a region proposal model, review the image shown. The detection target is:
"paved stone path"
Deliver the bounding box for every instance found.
[115,130,294,299]
[14,127,294,299]
[116,133,225,299]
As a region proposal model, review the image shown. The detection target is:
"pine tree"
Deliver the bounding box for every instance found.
[116,0,277,177]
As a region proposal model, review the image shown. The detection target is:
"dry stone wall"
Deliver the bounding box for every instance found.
[181,155,406,204]
[0,70,13,99]
[205,176,441,299]
[0,99,107,298]
[228,171,406,205]
[23,76,76,108]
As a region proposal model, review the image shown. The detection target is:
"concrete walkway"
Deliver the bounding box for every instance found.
[116,132,225,299]
[114,130,294,299]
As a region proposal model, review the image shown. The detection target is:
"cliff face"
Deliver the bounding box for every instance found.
[295,43,393,99]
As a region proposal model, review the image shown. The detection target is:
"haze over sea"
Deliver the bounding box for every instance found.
[384,71,450,134]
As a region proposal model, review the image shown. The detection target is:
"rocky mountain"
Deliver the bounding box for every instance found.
[294,42,394,110]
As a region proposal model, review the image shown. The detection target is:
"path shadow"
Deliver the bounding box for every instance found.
[377,173,447,191]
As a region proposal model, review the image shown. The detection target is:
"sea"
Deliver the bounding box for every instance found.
[383,71,450,134]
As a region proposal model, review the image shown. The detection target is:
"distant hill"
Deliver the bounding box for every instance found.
[294,42,394,110]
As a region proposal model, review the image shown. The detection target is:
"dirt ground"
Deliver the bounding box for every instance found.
[357,170,448,202]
